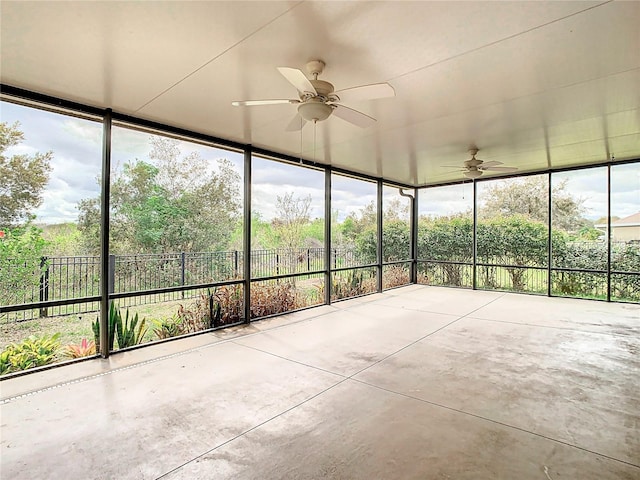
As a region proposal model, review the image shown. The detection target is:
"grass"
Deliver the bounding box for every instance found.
[1,280,324,355]
[0,299,185,351]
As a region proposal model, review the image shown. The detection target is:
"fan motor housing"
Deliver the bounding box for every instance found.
[465,158,483,168]
[310,79,334,97]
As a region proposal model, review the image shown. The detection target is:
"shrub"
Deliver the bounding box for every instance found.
[63,338,96,358]
[250,282,297,318]
[152,315,186,340]
[1,333,61,374]
[92,303,147,351]
[176,293,215,333]
[174,285,244,334]
[0,225,48,311]
[0,350,12,375]
[115,308,148,349]
[211,285,243,325]
[331,269,377,301]
[383,265,410,289]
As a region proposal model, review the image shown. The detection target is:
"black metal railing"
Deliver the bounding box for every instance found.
[418,260,474,288]
[418,259,639,302]
[3,243,638,323]
[1,247,369,322]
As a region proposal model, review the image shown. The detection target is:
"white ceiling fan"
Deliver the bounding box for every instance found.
[442,148,518,179]
[232,60,395,131]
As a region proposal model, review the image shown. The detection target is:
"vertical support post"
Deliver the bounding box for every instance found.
[547,172,552,297]
[377,180,383,292]
[39,256,49,318]
[399,188,418,284]
[324,169,332,305]
[411,188,419,284]
[99,109,112,358]
[472,180,478,290]
[243,147,252,323]
[606,164,611,302]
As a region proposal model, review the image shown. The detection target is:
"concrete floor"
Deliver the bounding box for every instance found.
[1,286,638,479]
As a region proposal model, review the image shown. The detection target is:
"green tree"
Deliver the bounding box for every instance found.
[0,225,48,308]
[417,215,472,285]
[300,218,324,247]
[41,223,83,256]
[0,122,52,226]
[384,196,409,221]
[611,243,640,301]
[477,215,551,290]
[354,220,412,265]
[355,226,376,264]
[273,192,312,250]
[382,220,410,262]
[77,137,242,254]
[418,215,473,262]
[248,212,278,250]
[341,201,376,242]
[480,176,586,231]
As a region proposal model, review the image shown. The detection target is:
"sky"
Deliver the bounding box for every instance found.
[1,100,638,226]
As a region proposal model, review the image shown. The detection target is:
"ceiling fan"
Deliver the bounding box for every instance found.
[232,60,395,131]
[442,148,518,179]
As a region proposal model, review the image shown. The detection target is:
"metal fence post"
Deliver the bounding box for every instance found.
[108,255,115,297]
[181,252,186,298]
[39,256,49,318]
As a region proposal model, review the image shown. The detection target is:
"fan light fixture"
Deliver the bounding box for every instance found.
[298,100,332,122]
[464,170,483,179]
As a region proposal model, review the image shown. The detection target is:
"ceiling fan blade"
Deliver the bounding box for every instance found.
[277,67,317,95]
[478,160,503,168]
[232,99,299,107]
[285,114,307,132]
[333,83,395,102]
[481,166,518,172]
[332,104,376,128]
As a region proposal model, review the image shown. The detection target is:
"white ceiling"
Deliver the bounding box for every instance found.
[1,1,639,186]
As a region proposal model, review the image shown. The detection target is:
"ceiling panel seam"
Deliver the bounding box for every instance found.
[388,0,614,83]
[383,67,640,134]
[134,1,306,114]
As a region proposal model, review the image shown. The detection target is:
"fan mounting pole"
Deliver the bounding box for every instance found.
[306,60,326,80]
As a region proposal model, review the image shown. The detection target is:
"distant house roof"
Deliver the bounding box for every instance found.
[595,212,640,228]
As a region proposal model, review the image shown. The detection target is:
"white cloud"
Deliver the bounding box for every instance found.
[62,118,102,146]
[5,144,38,157]
[419,183,473,217]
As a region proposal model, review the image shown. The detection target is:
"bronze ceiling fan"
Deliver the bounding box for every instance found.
[441,148,518,179]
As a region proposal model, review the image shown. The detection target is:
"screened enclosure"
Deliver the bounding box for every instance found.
[1,94,638,376]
